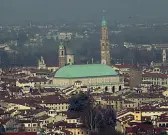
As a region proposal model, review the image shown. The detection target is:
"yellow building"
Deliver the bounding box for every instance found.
[134,110,142,121]
[40,98,69,112]
[101,96,124,111]
[66,127,88,135]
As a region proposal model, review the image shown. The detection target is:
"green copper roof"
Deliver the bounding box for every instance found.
[102,16,107,27]
[54,64,118,78]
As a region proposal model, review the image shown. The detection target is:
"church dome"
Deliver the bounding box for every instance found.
[54,64,118,78]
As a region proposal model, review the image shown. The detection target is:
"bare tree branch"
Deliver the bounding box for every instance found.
[68,93,121,135]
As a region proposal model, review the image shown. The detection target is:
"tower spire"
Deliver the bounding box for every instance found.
[162,49,166,64]
[102,10,107,27]
[100,10,111,66]
[58,41,66,67]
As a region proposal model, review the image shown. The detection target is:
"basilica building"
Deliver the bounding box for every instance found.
[53,64,123,92]
[52,16,124,92]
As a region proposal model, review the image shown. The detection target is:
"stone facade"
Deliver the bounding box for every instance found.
[52,75,124,92]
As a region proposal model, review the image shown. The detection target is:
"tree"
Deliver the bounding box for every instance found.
[68,93,121,135]
[69,93,89,112]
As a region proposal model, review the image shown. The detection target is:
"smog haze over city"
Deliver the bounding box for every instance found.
[2,1,168,135]
[1,0,168,24]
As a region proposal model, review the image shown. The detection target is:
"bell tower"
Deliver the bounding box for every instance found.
[100,13,111,65]
[162,49,166,64]
[58,42,66,67]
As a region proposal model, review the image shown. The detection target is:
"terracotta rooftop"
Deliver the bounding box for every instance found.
[37,114,51,121]
[41,95,68,104]
[115,64,133,69]
[142,72,168,78]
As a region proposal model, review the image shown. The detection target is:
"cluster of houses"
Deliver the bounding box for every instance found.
[0,62,168,134]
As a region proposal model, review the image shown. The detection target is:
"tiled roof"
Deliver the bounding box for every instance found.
[4,132,37,135]
[18,109,47,117]
[37,114,50,120]
[124,100,135,104]
[66,112,80,119]
[4,97,42,106]
[8,86,22,93]
[115,64,133,69]
[18,120,38,123]
[126,93,164,99]
[102,96,123,101]
[142,72,168,78]
[27,77,48,82]
[18,77,48,83]
[126,124,167,134]
[41,95,68,104]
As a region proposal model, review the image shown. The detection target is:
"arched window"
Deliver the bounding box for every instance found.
[112,86,115,93]
[61,51,64,56]
[69,58,71,63]
[101,43,105,50]
[105,86,108,91]
[119,85,122,91]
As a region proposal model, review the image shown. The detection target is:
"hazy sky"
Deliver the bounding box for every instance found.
[1,0,168,24]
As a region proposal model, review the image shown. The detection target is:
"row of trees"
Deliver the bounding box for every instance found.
[0,40,163,68]
[122,26,168,44]
[1,25,168,67]
[112,46,162,65]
